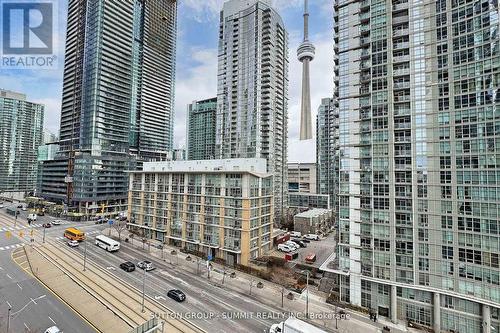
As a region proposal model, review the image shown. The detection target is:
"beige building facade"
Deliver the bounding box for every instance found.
[127,159,273,266]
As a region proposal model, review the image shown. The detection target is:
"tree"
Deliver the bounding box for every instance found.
[113,219,127,240]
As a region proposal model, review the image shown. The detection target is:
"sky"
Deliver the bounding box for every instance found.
[0,0,334,163]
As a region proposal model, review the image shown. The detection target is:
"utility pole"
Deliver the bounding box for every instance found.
[83,239,87,271]
[141,267,146,313]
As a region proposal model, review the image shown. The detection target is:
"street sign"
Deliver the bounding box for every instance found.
[108,220,114,226]
[207,254,213,261]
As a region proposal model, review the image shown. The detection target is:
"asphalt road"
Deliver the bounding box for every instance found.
[0,216,95,333]
[56,236,281,333]
[0,208,279,333]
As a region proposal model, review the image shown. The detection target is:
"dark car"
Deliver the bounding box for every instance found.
[17,205,23,209]
[300,238,311,243]
[43,223,51,228]
[167,289,186,302]
[119,261,135,272]
[291,239,307,248]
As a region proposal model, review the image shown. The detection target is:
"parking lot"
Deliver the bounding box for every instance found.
[271,232,337,268]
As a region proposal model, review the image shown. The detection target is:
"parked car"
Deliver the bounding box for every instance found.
[120,261,136,272]
[167,289,186,302]
[17,204,23,209]
[44,326,62,333]
[277,244,293,253]
[52,220,63,225]
[303,234,320,241]
[285,241,299,250]
[43,223,51,228]
[67,240,79,247]
[289,231,301,238]
[137,260,155,271]
[291,239,307,248]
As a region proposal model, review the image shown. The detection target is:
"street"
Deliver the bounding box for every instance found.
[0,207,95,333]
[0,202,407,333]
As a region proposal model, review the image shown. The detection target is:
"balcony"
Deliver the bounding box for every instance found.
[392,16,409,25]
[394,94,411,102]
[393,68,410,76]
[394,106,411,116]
[393,42,409,50]
[394,81,410,89]
[393,29,409,37]
[393,55,410,63]
[392,1,409,10]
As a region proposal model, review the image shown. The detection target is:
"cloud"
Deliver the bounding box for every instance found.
[181,0,307,23]
[173,47,219,148]
[172,30,334,164]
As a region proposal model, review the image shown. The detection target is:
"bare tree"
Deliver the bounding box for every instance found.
[113,219,127,240]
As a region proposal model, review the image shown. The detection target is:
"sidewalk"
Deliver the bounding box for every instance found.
[115,229,410,333]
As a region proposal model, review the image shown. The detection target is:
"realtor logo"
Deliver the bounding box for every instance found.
[0,0,58,69]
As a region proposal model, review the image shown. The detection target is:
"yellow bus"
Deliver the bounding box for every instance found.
[64,228,86,241]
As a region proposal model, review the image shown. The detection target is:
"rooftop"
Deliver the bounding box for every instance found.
[294,208,331,218]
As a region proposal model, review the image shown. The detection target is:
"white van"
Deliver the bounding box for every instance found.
[303,234,320,241]
[290,231,301,238]
[45,326,62,333]
[277,244,293,253]
[27,213,37,221]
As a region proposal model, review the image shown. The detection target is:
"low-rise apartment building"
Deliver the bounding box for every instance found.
[127,158,273,266]
[293,208,333,236]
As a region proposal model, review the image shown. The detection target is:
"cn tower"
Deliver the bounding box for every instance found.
[297,0,315,140]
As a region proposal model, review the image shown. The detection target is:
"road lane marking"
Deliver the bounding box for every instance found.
[17,283,22,290]
[6,301,12,308]
[48,316,56,325]
[24,322,29,330]
[6,273,12,280]
[31,297,37,305]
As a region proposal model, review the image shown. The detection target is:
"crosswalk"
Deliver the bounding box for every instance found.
[0,243,23,251]
[0,221,72,232]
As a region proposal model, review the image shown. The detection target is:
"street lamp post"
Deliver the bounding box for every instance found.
[281,287,285,308]
[222,267,226,285]
[6,306,11,333]
[43,226,46,243]
[302,270,310,319]
[83,240,88,271]
[141,267,146,313]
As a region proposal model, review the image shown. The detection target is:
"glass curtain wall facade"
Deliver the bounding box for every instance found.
[216,0,289,222]
[316,97,340,215]
[0,90,44,192]
[187,98,217,160]
[40,0,177,216]
[333,0,500,331]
